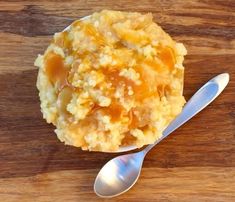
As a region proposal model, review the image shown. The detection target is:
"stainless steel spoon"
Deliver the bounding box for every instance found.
[94,73,229,198]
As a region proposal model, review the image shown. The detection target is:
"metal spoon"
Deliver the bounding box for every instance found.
[94,73,229,198]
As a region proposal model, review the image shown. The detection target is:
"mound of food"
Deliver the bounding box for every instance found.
[35,10,187,152]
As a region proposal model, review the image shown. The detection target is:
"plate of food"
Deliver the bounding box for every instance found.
[35,10,187,152]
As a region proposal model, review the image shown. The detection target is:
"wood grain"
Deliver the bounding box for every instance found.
[0,0,235,201]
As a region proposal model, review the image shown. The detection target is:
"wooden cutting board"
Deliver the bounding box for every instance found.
[0,1,234,201]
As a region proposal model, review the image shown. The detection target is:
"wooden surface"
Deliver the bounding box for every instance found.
[0,0,235,201]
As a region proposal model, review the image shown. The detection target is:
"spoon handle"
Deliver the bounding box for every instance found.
[144,73,229,153]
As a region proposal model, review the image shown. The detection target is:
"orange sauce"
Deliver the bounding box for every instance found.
[133,65,158,100]
[100,66,160,123]
[90,101,124,122]
[102,65,160,102]
[128,109,139,129]
[89,103,102,115]
[106,101,124,122]
[45,52,69,91]
[121,131,137,145]
[159,47,175,70]
[102,68,136,90]
[133,49,174,100]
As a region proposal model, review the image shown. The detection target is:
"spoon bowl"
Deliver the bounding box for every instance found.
[94,151,145,197]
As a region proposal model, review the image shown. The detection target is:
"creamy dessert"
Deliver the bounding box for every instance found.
[35,10,187,152]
